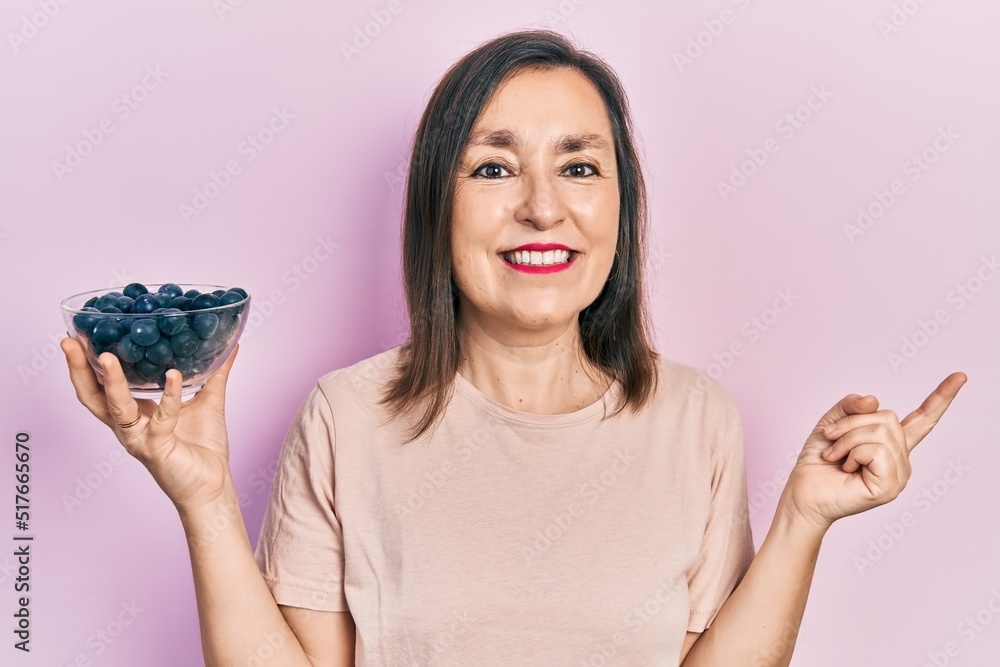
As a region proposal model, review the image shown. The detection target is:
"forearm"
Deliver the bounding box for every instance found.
[179,479,314,667]
[682,496,828,667]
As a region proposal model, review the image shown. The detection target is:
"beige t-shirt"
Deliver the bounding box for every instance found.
[254,346,755,666]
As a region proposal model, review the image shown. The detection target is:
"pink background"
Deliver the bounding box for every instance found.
[3,1,998,665]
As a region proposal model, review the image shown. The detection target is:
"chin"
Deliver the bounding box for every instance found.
[508,307,580,330]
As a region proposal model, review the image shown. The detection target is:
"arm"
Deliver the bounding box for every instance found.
[682,374,965,666]
[680,496,824,666]
[180,479,356,667]
[60,340,356,666]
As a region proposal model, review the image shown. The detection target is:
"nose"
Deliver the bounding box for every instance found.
[514,170,568,230]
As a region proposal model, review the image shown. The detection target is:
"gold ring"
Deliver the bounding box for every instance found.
[116,412,141,429]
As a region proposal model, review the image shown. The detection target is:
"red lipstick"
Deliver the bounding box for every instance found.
[499,243,577,274]
[506,243,572,252]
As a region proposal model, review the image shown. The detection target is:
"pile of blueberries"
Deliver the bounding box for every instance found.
[71,283,249,386]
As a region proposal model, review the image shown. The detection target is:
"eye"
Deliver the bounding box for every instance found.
[564,162,598,177]
[472,162,511,179]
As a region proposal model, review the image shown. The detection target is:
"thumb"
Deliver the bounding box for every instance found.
[816,393,878,429]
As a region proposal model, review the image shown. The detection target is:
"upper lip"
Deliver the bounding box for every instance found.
[500,243,574,253]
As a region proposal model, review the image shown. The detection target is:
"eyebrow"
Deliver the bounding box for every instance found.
[467,129,612,154]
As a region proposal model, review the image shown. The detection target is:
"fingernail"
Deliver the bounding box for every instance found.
[824,423,836,434]
[823,445,834,457]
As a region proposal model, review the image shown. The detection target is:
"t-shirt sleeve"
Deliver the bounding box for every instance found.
[253,381,350,612]
[687,405,756,632]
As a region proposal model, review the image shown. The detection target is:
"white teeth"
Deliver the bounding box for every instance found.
[502,249,572,266]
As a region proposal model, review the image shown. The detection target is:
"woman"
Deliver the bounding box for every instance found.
[61,29,965,666]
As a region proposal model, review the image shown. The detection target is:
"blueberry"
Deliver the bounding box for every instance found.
[169,296,189,310]
[92,320,121,347]
[132,294,159,314]
[94,295,120,310]
[170,329,200,357]
[183,289,201,299]
[171,355,195,375]
[192,313,219,339]
[122,363,145,384]
[144,338,173,365]
[72,307,101,334]
[179,298,194,311]
[218,290,245,314]
[215,313,237,337]
[123,283,149,299]
[118,296,134,313]
[219,290,244,305]
[115,337,145,364]
[159,309,186,335]
[212,289,226,297]
[228,287,248,299]
[107,291,123,298]
[196,337,227,359]
[191,293,220,310]
[157,283,184,299]
[130,319,160,346]
[118,319,133,338]
[99,306,123,314]
[84,296,99,308]
[134,359,165,381]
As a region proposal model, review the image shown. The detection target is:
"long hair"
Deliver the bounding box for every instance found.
[378,29,659,442]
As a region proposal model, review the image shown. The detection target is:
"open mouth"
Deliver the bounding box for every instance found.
[499,249,577,267]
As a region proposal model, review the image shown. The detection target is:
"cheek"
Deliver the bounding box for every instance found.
[567,185,619,228]
[451,193,506,257]
[449,233,485,291]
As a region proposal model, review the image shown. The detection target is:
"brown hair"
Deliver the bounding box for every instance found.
[378,28,659,442]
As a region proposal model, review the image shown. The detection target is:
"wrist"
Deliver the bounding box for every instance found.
[176,476,241,534]
[772,494,832,544]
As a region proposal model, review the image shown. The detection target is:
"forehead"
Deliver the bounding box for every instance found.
[467,67,615,149]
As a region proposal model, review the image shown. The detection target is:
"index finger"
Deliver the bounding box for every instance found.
[98,352,152,434]
[901,371,968,452]
[61,336,113,425]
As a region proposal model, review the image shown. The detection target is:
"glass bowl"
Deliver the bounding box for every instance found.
[60,283,250,400]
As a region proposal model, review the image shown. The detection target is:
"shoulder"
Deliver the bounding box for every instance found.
[652,354,740,420]
[309,345,404,414]
[649,355,745,468]
[646,356,742,459]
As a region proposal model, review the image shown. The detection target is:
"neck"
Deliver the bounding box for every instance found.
[455,310,612,415]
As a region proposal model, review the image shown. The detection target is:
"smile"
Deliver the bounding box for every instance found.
[499,249,577,274]
[501,249,572,266]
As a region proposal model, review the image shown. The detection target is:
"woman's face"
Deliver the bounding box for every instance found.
[451,66,620,339]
